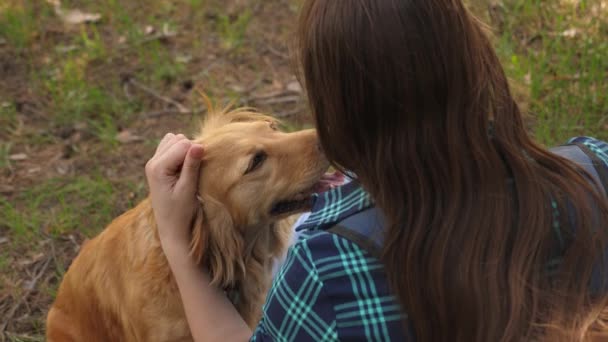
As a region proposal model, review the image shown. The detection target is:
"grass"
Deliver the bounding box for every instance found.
[0,176,117,239]
[216,9,253,51]
[490,0,608,145]
[0,0,606,339]
[138,39,187,83]
[0,4,36,50]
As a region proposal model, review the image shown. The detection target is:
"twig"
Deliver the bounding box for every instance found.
[137,32,178,45]
[0,185,15,194]
[274,107,304,118]
[253,95,301,105]
[118,31,178,51]
[127,78,190,113]
[241,77,264,96]
[265,44,289,60]
[200,58,223,75]
[246,90,298,102]
[4,332,40,342]
[123,82,133,101]
[0,257,51,337]
[142,108,206,118]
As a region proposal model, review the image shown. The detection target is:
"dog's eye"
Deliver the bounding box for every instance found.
[245,151,267,174]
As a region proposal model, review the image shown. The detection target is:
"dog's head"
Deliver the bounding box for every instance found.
[189,106,336,286]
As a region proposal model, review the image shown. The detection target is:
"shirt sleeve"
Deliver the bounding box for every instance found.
[250,236,339,342]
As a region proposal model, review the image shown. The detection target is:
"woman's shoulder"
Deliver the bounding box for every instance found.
[292,229,385,276]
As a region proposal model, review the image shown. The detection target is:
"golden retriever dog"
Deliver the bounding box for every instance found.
[46,106,337,341]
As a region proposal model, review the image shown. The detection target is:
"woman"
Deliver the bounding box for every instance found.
[145,0,608,340]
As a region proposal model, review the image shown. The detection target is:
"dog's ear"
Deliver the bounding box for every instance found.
[189,203,207,265]
[190,195,245,287]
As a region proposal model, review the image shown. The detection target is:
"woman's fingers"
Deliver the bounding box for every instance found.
[155,133,175,154]
[154,139,193,176]
[157,133,188,157]
[176,144,204,193]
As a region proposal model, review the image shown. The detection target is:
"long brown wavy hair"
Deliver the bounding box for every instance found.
[296,0,608,340]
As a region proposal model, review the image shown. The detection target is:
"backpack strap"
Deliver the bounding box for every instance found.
[572,142,608,195]
[326,207,386,260]
[327,143,608,259]
[550,143,608,196]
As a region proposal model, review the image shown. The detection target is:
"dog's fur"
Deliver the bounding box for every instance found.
[46,107,329,341]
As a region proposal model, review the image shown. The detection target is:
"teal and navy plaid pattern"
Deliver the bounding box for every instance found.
[251,179,408,341]
[569,136,608,164]
[296,180,374,232]
[250,136,608,341]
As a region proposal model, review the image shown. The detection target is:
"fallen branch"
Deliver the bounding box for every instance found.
[253,95,301,105]
[274,107,304,118]
[142,108,206,118]
[0,257,51,337]
[0,185,15,194]
[126,78,191,113]
[264,44,289,60]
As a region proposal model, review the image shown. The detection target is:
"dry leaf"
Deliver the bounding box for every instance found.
[17,253,45,267]
[0,237,8,245]
[230,84,246,93]
[144,25,156,35]
[56,8,101,24]
[286,81,302,93]
[162,23,177,37]
[116,130,144,144]
[524,73,531,85]
[45,0,101,24]
[176,54,192,64]
[561,28,578,38]
[9,153,28,161]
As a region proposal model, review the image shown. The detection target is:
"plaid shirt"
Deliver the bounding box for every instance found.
[251,180,408,341]
[250,136,608,342]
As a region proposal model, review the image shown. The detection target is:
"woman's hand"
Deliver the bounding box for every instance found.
[144,133,251,342]
[145,133,204,252]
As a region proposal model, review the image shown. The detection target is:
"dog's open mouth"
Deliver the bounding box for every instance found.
[270,171,345,216]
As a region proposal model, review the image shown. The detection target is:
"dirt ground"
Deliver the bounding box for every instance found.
[1,0,606,340]
[0,1,309,340]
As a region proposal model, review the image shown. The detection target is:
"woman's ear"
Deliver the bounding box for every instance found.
[190,195,244,287]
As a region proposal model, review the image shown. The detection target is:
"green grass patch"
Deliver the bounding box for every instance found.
[40,54,137,146]
[137,40,186,83]
[0,4,36,50]
[189,0,207,11]
[494,0,608,146]
[0,143,10,169]
[78,26,107,61]
[0,176,118,239]
[0,250,10,274]
[0,102,18,138]
[216,9,252,51]
[6,334,43,342]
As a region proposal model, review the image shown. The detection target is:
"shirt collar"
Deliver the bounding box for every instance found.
[296,180,374,232]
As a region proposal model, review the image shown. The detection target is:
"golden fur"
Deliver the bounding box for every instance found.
[46,107,329,341]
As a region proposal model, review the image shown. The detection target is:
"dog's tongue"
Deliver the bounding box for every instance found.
[313,171,346,194]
